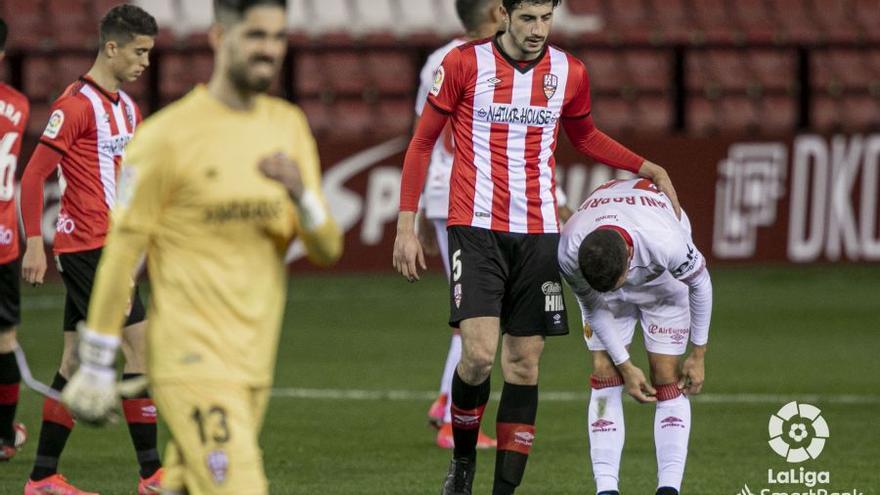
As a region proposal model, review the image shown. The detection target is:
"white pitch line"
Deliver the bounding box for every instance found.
[270,388,880,405]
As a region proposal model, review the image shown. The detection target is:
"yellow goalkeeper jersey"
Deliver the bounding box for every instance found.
[86,86,342,386]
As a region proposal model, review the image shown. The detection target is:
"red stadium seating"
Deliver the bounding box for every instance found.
[22,56,56,101]
[365,51,415,94]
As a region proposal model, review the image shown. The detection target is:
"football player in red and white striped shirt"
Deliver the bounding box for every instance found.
[18,6,161,495]
[393,1,681,493]
[0,17,31,462]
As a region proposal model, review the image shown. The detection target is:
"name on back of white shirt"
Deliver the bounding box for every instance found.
[579,195,669,212]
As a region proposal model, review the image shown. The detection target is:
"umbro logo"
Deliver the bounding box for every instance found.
[660,416,686,429]
[487,77,502,87]
[453,414,481,428]
[591,419,614,428]
[514,431,535,446]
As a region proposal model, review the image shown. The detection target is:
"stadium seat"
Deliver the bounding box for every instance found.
[687,0,735,42]
[365,51,415,94]
[841,95,880,130]
[718,96,760,133]
[687,50,750,93]
[580,50,628,95]
[854,0,880,41]
[648,0,693,44]
[624,50,670,92]
[731,0,776,43]
[332,99,374,138]
[298,98,332,136]
[758,96,796,134]
[813,50,878,91]
[55,55,94,89]
[591,96,634,134]
[294,52,326,97]
[23,56,56,100]
[812,95,841,131]
[160,52,213,100]
[634,96,672,132]
[687,97,719,134]
[321,52,368,96]
[747,50,796,92]
[2,0,48,49]
[812,0,861,42]
[47,0,95,48]
[376,98,414,136]
[768,0,821,43]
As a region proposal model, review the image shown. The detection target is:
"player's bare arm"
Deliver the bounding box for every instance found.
[637,160,681,219]
[20,237,47,286]
[679,344,706,395]
[617,359,657,403]
[393,212,426,282]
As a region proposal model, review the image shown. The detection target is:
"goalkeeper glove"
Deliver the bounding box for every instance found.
[60,323,120,425]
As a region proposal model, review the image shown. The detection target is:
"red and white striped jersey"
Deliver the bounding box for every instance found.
[39,76,141,254]
[426,37,590,234]
[0,83,29,264]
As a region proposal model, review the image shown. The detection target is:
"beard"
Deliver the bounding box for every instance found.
[228,58,276,94]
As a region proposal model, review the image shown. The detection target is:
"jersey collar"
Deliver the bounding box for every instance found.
[80,76,120,105]
[492,32,548,75]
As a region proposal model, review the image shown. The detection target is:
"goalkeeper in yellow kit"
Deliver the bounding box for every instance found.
[60,1,342,493]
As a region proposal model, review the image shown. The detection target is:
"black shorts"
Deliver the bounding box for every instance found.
[447,226,568,337]
[0,260,20,329]
[57,248,146,332]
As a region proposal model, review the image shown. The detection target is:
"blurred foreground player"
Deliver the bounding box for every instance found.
[416,0,502,451]
[61,1,342,494]
[558,179,713,495]
[394,0,680,493]
[0,17,30,462]
[18,5,160,494]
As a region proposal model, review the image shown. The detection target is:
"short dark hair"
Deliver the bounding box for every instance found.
[214,0,287,23]
[0,18,8,51]
[98,4,158,46]
[502,0,561,14]
[455,0,496,33]
[578,229,628,292]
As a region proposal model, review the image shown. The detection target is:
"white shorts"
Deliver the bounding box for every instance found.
[584,272,691,356]
[432,218,451,280]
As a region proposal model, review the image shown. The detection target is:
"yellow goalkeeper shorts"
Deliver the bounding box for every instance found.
[152,380,271,495]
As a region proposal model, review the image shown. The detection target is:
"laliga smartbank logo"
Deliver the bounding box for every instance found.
[734,402,864,495]
[768,401,828,463]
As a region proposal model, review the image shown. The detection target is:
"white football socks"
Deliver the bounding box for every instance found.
[654,385,691,491]
[588,376,626,494]
[439,333,462,423]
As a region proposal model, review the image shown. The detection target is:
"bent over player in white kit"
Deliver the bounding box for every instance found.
[558,178,713,495]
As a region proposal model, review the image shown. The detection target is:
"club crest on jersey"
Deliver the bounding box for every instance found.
[43,109,64,139]
[543,73,558,99]
[430,66,445,97]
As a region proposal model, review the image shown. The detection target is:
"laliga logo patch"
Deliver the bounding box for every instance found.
[768,401,829,463]
[453,283,462,308]
[43,110,65,139]
[206,449,229,485]
[430,66,445,97]
[543,73,558,99]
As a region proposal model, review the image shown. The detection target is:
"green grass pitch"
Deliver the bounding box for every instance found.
[1,265,878,494]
